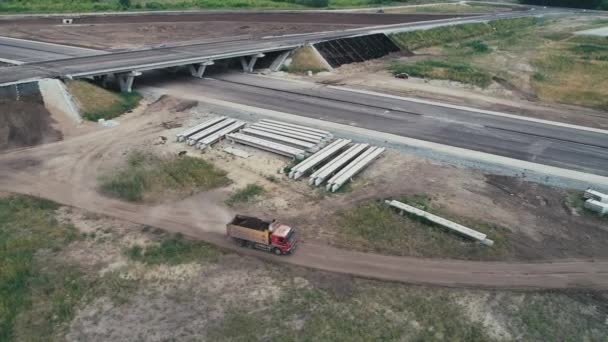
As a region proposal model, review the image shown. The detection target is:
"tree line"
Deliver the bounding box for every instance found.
[520,0,608,10]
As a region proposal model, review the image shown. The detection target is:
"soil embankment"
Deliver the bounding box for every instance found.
[0,84,62,150]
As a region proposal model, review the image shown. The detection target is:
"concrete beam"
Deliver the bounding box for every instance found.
[240,53,265,73]
[117,71,141,93]
[188,61,214,78]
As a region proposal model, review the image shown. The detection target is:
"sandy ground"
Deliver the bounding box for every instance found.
[1,94,608,289]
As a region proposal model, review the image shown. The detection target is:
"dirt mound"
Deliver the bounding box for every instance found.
[0,94,62,151]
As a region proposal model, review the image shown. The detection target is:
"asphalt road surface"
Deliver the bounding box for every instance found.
[147,73,608,177]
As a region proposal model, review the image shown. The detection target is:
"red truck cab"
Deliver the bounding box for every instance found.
[269,222,297,254]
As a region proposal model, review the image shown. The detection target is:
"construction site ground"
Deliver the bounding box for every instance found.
[2,8,608,341]
[3,90,608,340]
[2,94,608,268]
[0,12,465,50]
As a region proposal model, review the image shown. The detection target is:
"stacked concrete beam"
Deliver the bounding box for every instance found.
[260,119,332,139]
[251,123,325,144]
[385,200,495,246]
[187,119,237,146]
[309,143,368,186]
[585,199,608,215]
[326,146,385,192]
[196,121,246,150]
[583,189,608,215]
[584,189,608,203]
[227,132,305,159]
[176,117,226,142]
[241,128,316,150]
[289,139,351,180]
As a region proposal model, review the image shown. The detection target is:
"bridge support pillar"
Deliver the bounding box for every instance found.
[100,74,114,88]
[269,50,292,72]
[189,61,214,78]
[117,71,141,93]
[240,53,265,73]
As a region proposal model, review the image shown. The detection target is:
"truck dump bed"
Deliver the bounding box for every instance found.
[227,215,271,245]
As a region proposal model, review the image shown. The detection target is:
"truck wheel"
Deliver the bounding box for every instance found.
[272,248,282,256]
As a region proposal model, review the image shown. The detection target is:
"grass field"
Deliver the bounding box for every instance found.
[333,194,511,260]
[531,34,608,110]
[1,195,606,341]
[0,0,443,13]
[0,196,80,341]
[388,16,608,110]
[385,3,513,13]
[65,80,142,121]
[99,151,229,202]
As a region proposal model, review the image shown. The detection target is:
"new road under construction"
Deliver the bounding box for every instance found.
[1,6,608,294]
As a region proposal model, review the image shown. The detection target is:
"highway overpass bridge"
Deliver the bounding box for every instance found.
[0,10,557,92]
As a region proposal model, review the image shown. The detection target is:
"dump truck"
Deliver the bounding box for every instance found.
[226,215,297,255]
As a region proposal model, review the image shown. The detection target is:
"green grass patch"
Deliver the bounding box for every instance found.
[390,17,539,50]
[82,91,141,121]
[532,52,608,110]
[570,43,608,61]
[390,60,493,88]
[225,184,265,206]
[461,40,492,54]
[333,195,511,260]
[0,195,81,341]
[99,151,229,202]
[512,293,608,341]
[65,80,141,121]
[127,233,221,265]
[281,45,330,74]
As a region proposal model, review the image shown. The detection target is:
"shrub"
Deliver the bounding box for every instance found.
[462,40,492,54]
[99,152,229,202]
[226,184,265,206]
[119,0,132,9]
[390,60,493,88]
[127,235,220,264]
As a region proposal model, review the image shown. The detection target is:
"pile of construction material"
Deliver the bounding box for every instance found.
[584,188,608,215]
[385,200,494,246]
[289,139,385,192]
[176,116,245,150]
[226,119,332,159]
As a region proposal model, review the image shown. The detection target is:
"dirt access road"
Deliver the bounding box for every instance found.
[1,97,607,290]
